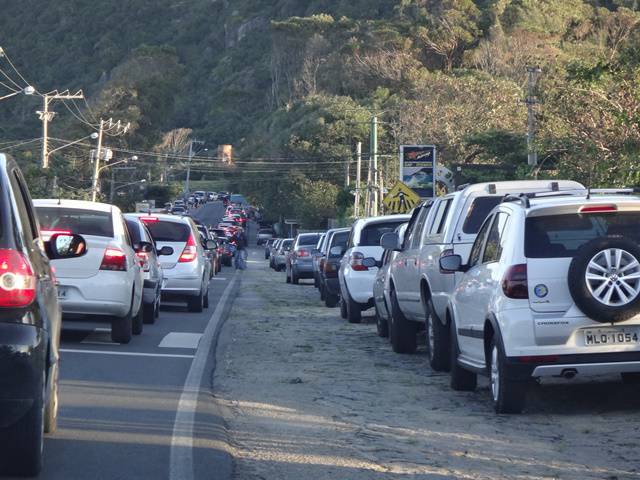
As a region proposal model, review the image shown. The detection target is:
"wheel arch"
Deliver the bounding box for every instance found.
[483,313,503,371]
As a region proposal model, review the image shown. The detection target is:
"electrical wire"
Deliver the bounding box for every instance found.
[0,68,22,91]
[1,50,36,93]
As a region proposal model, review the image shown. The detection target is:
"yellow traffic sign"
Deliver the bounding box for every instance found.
[383,181,421,213]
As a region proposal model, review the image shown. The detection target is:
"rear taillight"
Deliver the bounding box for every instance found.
[439,249,455,274]
[179,234,198,263]
[502,264,528,299]
[297,248,310,258]
[350,251,368,271]
[140,216,159,223]
[41,229,72,237]
[136,252,150,272]
[323,261,338,278]
[0,249,36,307]
[100,247,128,271]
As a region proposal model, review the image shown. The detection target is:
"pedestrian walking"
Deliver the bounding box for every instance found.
[231,227,248,270]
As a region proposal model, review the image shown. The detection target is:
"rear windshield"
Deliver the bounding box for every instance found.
[259,228,274,234]
[359,221,406,246]
[298,234,320,246]
[462,196,503,234]
[282,240,293,248]
[146,221,191,242]
[36,207,114,237]
[525,213,640,258]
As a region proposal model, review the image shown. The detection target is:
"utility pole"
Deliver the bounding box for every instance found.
[91,118,130,202]
[525,66,542,167]
[354,142,362,218]
[38,90,84,168]
[370,116,379,216]
[184,138,203,196]
[345,157,350,187]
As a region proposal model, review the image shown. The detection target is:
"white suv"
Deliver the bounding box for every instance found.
[339,214,411,323]
[380,181,584,366]
[441,191,640,413]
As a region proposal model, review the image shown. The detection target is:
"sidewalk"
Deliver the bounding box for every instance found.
[214,248,640,480]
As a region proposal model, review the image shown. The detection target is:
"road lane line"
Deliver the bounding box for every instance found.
[60,348,194,359]
[170,272,238,480]
[159,332,203,349]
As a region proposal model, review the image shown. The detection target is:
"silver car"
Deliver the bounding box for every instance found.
[274,238,293,272]
[131,213,213,312]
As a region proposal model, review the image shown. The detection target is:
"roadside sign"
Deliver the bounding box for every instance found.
[383,181,421,214]
[400,145,436,198]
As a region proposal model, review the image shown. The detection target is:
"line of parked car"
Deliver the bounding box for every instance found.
[268,179,640,415]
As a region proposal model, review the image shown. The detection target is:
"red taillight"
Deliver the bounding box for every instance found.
[439,248,455,274]
[179,234,198,263]
[579,204,617,214]
[350,251,368,271]
[41,229,72,237]
[140,216,159,223]
[323,261,338,278]
[0,249,36,307]
[502,264,528,299]
[297,248,310,258]
[100,247,128,271]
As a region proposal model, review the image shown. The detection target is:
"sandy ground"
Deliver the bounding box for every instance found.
[215,248,640,480]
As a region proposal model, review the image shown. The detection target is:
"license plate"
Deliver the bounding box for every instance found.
[584,328,640,346]
[57,287,67,299]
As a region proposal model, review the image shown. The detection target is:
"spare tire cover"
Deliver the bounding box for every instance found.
[568,236,640,323]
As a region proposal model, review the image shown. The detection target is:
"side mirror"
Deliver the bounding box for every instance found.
[158,246,174,256]
[362,257,377,268]
[439,254,465,273]
[47,233,87,260]
[329,246,345,256]
[380,232,400,251]
[206,239,217,250]
[135,241,153,253]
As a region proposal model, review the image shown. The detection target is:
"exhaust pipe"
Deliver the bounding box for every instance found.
[561,368,578,379]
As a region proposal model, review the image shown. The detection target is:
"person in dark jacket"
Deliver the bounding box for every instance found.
[231,228,248,269]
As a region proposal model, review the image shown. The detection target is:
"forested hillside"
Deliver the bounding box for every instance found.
[1,0,639,225]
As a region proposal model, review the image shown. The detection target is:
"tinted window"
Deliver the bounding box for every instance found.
[525,212,640,258]
[359,221,407,246]
[329,231,349,257]
[37,207,114,237]
[298,234,320,246]
[482,213,509,263]
[462,197,503,234]
[125,219,142,245]
[146,221,191,242]
[410,205,431,248]
[430,199,452,235]
[282,240,293,250]
[468,215,493,268]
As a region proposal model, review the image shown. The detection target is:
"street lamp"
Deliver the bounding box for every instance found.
[0,85,35,102]
[113,179,146,195]
[107,156,139,202]
[47,132,99,164]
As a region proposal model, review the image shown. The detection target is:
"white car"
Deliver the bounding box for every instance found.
[34,199,144,344]
[132,214,212,312]
[339,214,411,323]
[441,190,640,413]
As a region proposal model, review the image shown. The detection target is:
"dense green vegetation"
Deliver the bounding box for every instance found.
[1,0,639,227]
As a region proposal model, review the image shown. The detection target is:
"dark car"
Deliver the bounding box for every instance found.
[0,154,87,476]
[319,228,350,307]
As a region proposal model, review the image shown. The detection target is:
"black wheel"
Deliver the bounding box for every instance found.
[325,291,339,308]
[425,299,450,372]
[568,236,640,323]
[340,296,348,319]
[155,295,161,319]
[292,269,299,285]
[319,284,326,302]
[375,304,389,338]
[449,318,477,391]
[1,371,45,476]
[188,289,204,312]
[143,301,156,325]
[111,302,133,344]
[621,372,640,384]
[389,288,416,353]
[286,269,291,283]
[203,285,210,309]
[346,291,361,324]
[132,302,144,335]
[489,337,526,413]
[44,362,58,434]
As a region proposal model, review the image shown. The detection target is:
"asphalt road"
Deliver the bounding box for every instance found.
[27,201,234,480]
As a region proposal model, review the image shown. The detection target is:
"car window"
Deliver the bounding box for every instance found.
[411,204,432,248]
[36,207,114,237]
[329,231,349,257]
[468,214,493,268]
[359,221,407,247]
[125,219,142,245]
[401,206,424,249]
[462,196,503,234]
[298,234,320,246]
[429,199,452,235]
[482,213,510,264]
[9,170,37,241]
[145,221,191,242]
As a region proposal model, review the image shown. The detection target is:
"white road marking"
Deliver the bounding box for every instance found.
[170,271,238,480]
[159,332,203,349]
[60,348,195,359]
[212,277,227,281]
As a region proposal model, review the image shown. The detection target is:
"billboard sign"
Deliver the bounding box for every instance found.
[400,145,436,199]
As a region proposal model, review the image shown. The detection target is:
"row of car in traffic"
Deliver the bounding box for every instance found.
[0,153,243,475]
[267,179,640,414]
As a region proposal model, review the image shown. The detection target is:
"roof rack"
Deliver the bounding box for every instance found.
[501,189,587,208]
[589,188,640,195]
[502,194,530,208]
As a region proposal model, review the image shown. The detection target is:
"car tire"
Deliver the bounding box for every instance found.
[345,291,362,324]
[143,301,156,325]
[568,236,640,323]
[449,318,477,391]
[325,291,339,308]
[1,370,45,476]
[375,304,389,338]
[319,284,326,301]
[340,296,348,319]
[111,302,133,344]
[292,269,299,285]
[621,372,640,384]
[425,299,450,372]
[44,362,58,434]
[286,269,291,283]
[489,337,526,414]
[203,284,210,309]
[132,302,144,335]
[188,290,204,313]
[389,288,416,353]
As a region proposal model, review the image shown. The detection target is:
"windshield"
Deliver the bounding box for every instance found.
[36,207,114,237]
[359,221,406,246]
[525,212,640,258]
